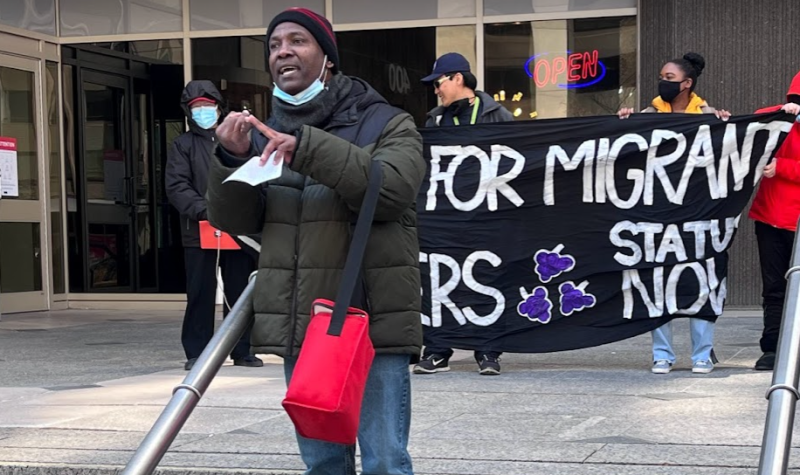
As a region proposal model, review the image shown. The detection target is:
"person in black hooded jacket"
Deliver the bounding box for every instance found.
[165,80,262,371]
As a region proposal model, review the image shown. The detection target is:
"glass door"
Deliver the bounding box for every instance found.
[76,71,157,293]
[80,71,134,291]
[0,54,48,313]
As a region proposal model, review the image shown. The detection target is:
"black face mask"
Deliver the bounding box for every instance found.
[788,94,800,105]
[658,79,684,103]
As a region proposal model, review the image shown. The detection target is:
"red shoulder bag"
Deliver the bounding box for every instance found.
[282,160,383,445]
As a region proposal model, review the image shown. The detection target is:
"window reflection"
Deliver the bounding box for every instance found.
[0,0,56,35]
[92,40,184,64]
[337,26,476,126]
[0,66,38,200]
[134,78,157,289]
[334,0,475,23]
[190,0,325,30]
[192,37,272,116]
[485,17,636,120]
[484,0,636,16]
[83,83,125,202]
[60,0,182,37]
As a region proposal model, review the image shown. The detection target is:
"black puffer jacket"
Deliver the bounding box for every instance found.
[165,80,227,247]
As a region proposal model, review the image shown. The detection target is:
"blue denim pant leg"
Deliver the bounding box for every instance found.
[689,318,715,364]
[358,354,414,475]
[652,321,676,364]
[284,354,414,475]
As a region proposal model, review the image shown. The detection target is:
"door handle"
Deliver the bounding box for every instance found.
[124,176,136,208]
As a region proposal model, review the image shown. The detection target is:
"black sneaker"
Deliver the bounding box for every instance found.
[755,352,776,371]
[478,355,501,375]
[233,355,264,367]
[413,354,450,374]
[184,358,197,371]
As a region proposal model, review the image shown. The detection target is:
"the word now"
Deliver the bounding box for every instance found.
[622,257,726,320]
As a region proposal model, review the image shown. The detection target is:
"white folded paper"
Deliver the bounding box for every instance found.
[223,152,283,186]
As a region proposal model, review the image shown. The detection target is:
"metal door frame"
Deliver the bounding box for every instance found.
[0,53,49,313]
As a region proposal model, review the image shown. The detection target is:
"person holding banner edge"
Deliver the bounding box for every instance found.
[414,52,514,376]
[207,7,425,474]
[749,71,800,371]
[618,52,730,374]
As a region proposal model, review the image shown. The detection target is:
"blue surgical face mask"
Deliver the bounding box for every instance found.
[273,55,328,106]
[192,106,218,129]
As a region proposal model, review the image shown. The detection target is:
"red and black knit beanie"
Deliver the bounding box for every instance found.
[266,8,339,73]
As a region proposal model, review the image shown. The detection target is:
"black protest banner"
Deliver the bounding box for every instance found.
[418,113,795,353]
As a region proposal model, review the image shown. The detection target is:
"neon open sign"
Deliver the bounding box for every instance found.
[524,50,607,89]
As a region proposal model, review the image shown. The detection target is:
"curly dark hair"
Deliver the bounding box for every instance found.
[667,52,705,93]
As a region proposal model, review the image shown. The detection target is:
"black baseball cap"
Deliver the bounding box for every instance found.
[421,52,471,84]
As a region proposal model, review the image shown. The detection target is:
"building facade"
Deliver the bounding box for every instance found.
[0,0,795,314]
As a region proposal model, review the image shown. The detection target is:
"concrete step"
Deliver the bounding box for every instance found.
[0,466,299,475]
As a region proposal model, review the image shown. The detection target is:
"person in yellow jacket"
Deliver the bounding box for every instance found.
[618,52,730,375]
[619,52,730,119]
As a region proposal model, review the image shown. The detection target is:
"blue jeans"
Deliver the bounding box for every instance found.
[284,354,414,475]
[652,318,715,364]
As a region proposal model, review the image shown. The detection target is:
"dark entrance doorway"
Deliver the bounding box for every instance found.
[62,43,185,293]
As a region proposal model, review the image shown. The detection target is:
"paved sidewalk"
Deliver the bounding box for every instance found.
[0,309,797,474]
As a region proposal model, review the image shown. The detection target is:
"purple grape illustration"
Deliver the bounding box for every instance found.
[559,281,596,316]
[534,244,575,283]
[517,286,553,324]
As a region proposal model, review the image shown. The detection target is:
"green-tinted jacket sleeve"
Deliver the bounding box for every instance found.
[289,112,425,222]
[205,146,266,235]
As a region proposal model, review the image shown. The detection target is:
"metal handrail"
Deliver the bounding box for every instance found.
[121,272,258,475]
[758,217,800,475]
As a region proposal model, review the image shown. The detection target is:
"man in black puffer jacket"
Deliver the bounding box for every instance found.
[207,8,425,475]
[165,80,262,371]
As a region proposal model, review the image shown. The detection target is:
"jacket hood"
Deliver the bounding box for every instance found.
[756,71,800,114]
[787,71,800,100]
[180,80,227,134]
[329,76,389,125]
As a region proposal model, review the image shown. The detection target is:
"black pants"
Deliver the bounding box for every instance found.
[181,248,256,360]
[422,346,502,362]
[756,222,796,354]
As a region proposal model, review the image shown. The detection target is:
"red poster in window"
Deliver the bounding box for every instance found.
[0,137,19,197]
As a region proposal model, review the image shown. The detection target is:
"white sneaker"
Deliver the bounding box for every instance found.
[652,360,672,374]
[692,360,714,374]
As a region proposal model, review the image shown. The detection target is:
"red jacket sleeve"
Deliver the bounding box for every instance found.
[775,157,800,183]
[773,123,800,182]
[755,105,784,114]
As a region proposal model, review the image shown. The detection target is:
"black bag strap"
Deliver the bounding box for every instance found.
[327,160,383,336]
